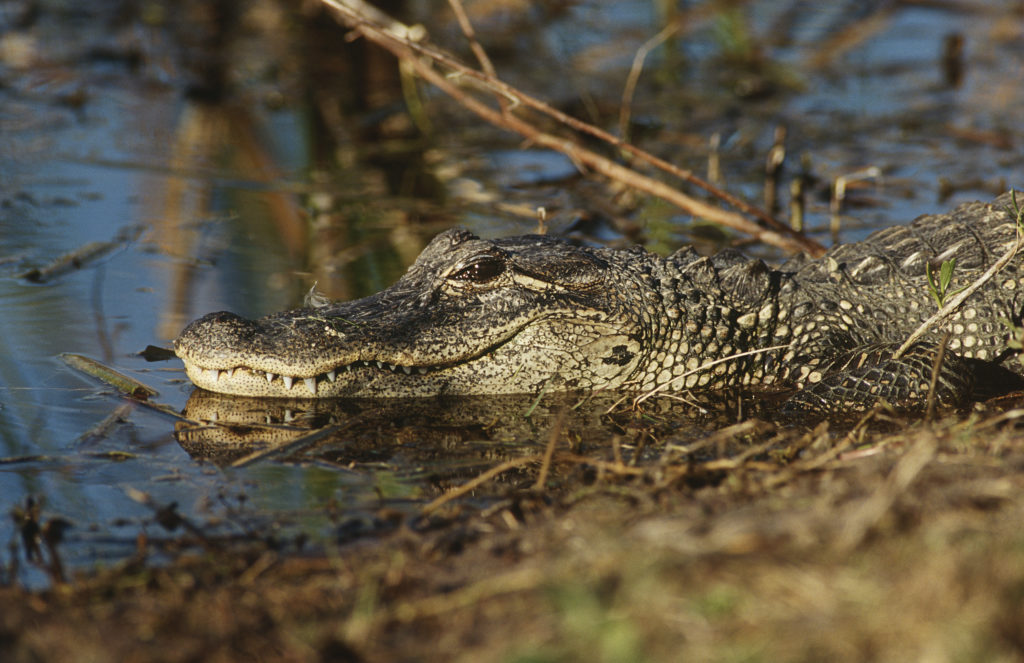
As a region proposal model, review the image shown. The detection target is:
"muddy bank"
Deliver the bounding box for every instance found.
[5,406,1024,662]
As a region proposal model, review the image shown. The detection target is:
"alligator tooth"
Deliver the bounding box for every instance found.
[304,377,317,394]
[402,365,412,375]
[376,361,384,369]
[325,370,336,382]
[282,376,294,390]
[388,363,398,372]
[284,409,294,422]
[224,368,235,378]
[266,372,276,384]
[417,367,427,375]
[205,368,220,381]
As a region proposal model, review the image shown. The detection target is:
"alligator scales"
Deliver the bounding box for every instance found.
[175,193,1024,413]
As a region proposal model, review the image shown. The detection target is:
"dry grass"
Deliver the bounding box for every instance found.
[5,404,1024,663]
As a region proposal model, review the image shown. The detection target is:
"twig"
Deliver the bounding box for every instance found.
[533,410,564,490]
[833,432,936,552]
[894,228,1022,359]
[321,0,825,256]
[633,344,790,406]
[421,455,538,516]
[807,7,896,69]
[619,21,681,140]
[60,353,158,400]
[445,0,504,110]
[793,407,879,472]
[392,567,542,622]
[974,408,1024,429]
[17,225,143,284]
[761,409,882,490]
[611,434,625,467]
[553,451,647,477]
[660,419,772,463]
[924,332,951,422]
[230,424,342,468]
[764,125,786,213]
[74,403,135,449]
[410,42,804,250]
[124,487,212,545]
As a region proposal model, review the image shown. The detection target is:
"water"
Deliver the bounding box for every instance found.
[1,0,1021,585]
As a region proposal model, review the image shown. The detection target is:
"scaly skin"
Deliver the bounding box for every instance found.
[175,193,1024,412]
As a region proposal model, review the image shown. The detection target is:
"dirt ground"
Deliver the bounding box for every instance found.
[6,400,1024,663]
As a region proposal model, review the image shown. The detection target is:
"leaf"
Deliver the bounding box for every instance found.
[925,263,943,308]
[939,259,956,292]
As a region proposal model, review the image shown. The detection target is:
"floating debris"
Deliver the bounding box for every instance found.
[59,353,158,400]
[74,403,136,448]
[17,225,143,284]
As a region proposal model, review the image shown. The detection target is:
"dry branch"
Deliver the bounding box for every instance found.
[421,455,539,516]
[321,0,825,256]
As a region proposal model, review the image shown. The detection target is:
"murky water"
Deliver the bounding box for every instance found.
[1,0,1021,585]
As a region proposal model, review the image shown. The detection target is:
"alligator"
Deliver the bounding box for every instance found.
[174,192,1024,413]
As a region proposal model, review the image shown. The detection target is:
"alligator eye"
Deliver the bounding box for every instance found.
[450,256,505,284]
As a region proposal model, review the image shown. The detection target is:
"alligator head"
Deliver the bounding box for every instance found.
[174,228,648,397]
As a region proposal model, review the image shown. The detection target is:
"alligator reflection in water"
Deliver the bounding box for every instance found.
[178,391,595,468]
[174,389,762,475]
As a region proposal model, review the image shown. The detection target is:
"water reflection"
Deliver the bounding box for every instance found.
[172,387,755,509]
[177,390,633,469]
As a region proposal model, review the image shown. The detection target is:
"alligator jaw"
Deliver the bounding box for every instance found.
[173,300,541,398]
[180,358,440,398]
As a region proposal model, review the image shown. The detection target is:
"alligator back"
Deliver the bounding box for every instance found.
[786,196,1021,284]
[771,193,1024,412]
